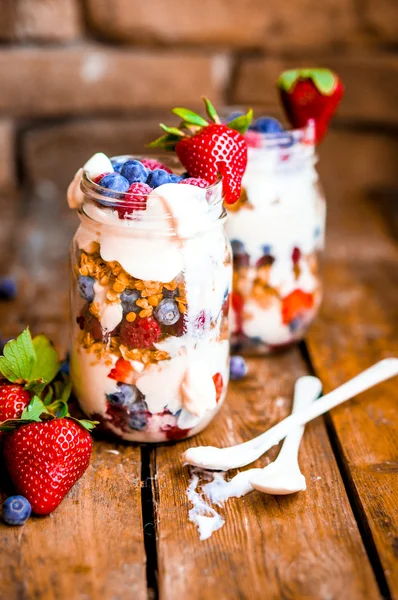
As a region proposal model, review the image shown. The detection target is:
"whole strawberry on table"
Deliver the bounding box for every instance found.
[0,329,96,523]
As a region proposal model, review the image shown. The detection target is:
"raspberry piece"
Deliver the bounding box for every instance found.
[292,247,301,264]
[108,357,133,382]
[212,373,223,403]
[244,130,263,148]
[178,178,209,189]
[77,309,103,341]
[117,182,152,218]
[281,289,314,325]
[141,158,172,173]
[119,316,162,349]
[93,172,111,184]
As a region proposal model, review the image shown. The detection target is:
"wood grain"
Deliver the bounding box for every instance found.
[153,349,380,600]
[306,224,398,596]
[0,192,148,600]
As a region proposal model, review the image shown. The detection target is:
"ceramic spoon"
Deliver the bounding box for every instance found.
[183,358,398,471]
[249,375,321,495]
[203,375,321,505]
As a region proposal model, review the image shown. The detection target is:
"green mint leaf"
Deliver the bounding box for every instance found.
[228,108,253,134]
[21,396,50,422]
[29,334,60,387]
[202,97,220,124]
[171,108,208,127]
[0,328,36,382]
[159,124,186,137]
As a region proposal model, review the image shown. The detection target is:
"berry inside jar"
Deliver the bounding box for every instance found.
[69,153,231,442]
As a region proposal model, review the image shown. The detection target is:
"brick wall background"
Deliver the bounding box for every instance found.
[0,0,397,205]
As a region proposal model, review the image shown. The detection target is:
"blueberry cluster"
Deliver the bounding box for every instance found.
[96,158,187,195]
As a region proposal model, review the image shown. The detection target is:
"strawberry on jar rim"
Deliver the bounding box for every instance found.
[149,97,252,206]
[277,68,344,144]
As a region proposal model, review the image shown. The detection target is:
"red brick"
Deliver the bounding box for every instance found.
[232,54,398,125]
[0,120,16,192]
[22,116,179,195]
[0,0,82,42]
[0,46,222,117]
[85,0,358,51]
[362,0,398,44]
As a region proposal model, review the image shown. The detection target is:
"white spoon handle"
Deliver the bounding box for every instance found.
[184,358,398,470]
[275,376,322,465]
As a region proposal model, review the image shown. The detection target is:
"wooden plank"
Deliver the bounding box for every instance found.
[0,192,148,600]
[154,349,380,600]
[306,132,398,597]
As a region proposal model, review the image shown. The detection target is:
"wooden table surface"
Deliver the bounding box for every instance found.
[0,132,397,600]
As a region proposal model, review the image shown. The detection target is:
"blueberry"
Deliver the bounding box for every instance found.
[278,132,295,149]
[98,173,130,196]
[253,117,284,134]
[262,244,272,255]
[2,495,31,525]
[154,299,180,326]
[146,169,172,188]
[0,277,17,300]
[120,289,141,314]
[169,174,182,183]
[180,172,190,180]
[231,239,246,256]
[120,160,148,184]
[77,276,95,302]
[58,357,70,376]
[128,402,148,430]
[229,355,248,381]
[107,383,143,408]
[111,157,128,173]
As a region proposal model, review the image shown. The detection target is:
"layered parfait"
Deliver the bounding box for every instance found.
[67,98,249,442]
[225,69,344,353]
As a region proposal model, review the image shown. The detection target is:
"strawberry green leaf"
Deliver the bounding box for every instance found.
[47,400,69,418]
[171,108,208,127]
[74,418,98,432]
[28,334,60,390]
[0,328,36,382]
[147,133,179,149]
[43,386,54,406]
[228,108,253,135]
[21,395,50,422]
[159,124,186,137]
[277,68,338,95]
[202,97,220,124]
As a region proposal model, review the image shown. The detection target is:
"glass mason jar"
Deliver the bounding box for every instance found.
[225,124,325,354]
[69,156,232,442]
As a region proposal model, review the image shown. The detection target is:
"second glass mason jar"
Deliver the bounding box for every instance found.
[70,157,232,442]
[225,124,326,354]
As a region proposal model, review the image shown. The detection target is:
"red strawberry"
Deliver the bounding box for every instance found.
[213,372,223,403]
[178,177,209,188]
[141,158,172,173]
[119,316,162,349]
[117,182,152,218]
[3,418,92,515]
[0,384,31,422]
[277,69,344,143]
[108,357,134,383]
[149,98,252,205]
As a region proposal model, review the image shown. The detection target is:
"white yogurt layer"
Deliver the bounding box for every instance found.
[70,171,231,441]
